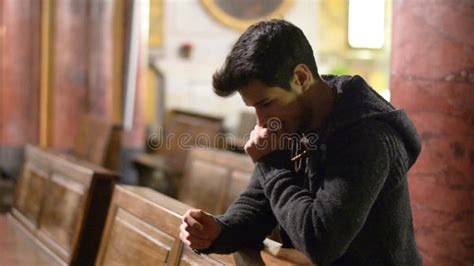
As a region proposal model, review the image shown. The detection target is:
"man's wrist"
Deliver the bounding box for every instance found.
[195,216,225,254]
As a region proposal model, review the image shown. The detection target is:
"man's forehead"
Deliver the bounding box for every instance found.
[238,81,273,106]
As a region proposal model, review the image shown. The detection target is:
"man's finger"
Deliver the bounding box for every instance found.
[189,209,215,225]
[180,222,209,240]
[183,209,200,222]
[188,209,207,222]
[258,127,269,138]
[250,128,258,139]
[179,231,191,246]
[180,231,210,250]
[183,212,204,231]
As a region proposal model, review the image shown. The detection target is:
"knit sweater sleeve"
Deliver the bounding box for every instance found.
[257,120,393,265]
[198,166,278,254]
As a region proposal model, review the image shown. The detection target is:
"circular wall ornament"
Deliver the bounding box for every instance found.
[201,0,294,31]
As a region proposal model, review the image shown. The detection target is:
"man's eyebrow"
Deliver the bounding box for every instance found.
[252,98,269,107]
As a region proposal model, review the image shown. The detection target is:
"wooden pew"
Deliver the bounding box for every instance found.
[134,110,224,196]
[177,147,254,215]
[0,174,14,213]
[158,110,224,172]
[260,239,313,265]
[226,112,255,153]
[235,112,256,141]
[96,185,312,265]
[96,185,234,265]
[0,215,59,265]
[73,114,122,171]
[0,144,117,265]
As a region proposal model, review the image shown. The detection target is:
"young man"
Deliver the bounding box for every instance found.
[179,19,422,265]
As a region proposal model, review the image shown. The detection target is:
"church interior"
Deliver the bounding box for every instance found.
[0,0,472,265]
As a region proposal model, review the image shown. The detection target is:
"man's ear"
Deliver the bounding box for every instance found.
[292,64,314,92]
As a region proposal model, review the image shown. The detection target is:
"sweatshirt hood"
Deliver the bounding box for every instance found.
[321,75,421,167]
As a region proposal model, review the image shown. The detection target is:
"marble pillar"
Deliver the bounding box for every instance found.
[51,0,123,149]
[0,0,41,177]
[391,0,474,265]
[51,0,89,149]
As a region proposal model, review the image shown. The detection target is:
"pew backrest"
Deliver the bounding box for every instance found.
[10,144,117,265]
[96,185,235,265]
[177,147,254,215]
[159,110,224,173]
[73,114,122,170]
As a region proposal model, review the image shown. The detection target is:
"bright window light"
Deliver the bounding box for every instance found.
[348,0,385,49]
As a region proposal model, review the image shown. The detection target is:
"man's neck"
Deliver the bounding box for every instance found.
[304,78,337,131]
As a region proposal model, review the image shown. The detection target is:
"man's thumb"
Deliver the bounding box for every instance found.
[190,209,213,223]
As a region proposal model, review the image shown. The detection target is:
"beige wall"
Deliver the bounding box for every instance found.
[148,0,391,132]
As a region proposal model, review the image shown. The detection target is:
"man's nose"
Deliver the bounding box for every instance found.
[255,110,267,127]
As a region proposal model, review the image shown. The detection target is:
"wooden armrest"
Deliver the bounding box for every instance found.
[233,248,265,266]
[262,238,314,265]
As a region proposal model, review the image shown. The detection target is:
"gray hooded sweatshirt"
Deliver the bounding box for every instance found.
[201,75,423,265]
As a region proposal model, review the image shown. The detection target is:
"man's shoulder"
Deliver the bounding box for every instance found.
[324,118,403,165]
[332,117,400,143]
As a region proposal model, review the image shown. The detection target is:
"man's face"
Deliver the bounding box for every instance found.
[238,80,306,134]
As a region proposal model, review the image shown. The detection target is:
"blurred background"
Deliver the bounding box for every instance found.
[0,0,472,265]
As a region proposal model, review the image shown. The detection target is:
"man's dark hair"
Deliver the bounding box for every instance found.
[213,19,319,97]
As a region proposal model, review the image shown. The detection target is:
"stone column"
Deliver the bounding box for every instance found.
[51,0,90,149]
[0,0,41,177]
[51,0,120,149]
[390,0,474,265]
